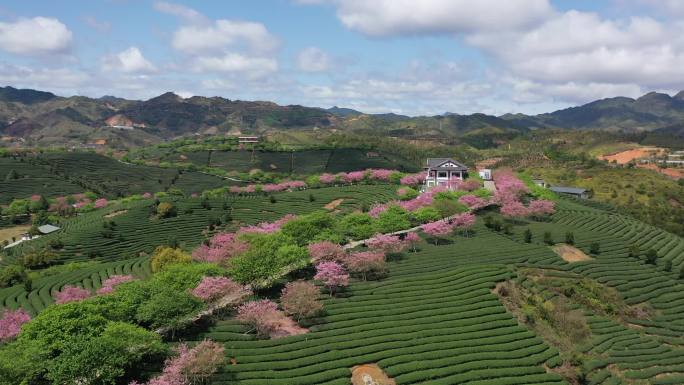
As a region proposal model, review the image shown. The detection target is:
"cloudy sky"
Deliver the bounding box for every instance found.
[1,0,683,116]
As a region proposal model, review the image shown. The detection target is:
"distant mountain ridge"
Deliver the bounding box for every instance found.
[2,86,684,148]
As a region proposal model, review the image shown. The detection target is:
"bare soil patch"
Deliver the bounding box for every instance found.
[637,163,684,179]
[104,210,128,218]
[598,147,664,164]
[0,225,30,244]
[325,198,344,210]
[351,364,396,385]
[552,244,593,263]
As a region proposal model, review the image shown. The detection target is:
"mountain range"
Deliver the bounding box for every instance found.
[1,86,684,148]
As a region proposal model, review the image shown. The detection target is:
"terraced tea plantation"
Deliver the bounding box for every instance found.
[182,198,684,385]
[0,185,397,315]
[157,148,420,174]
[0,152,228,203]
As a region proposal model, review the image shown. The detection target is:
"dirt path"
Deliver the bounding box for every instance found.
[325,199,344,210]
[104,210,128,218]
[351,364,396,385]
[552,244,593,262]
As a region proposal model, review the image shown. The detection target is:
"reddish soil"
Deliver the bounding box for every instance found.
[351,364,396,385]
[637,163,684,179]
[476,157,503,169]
[598,147,664,164]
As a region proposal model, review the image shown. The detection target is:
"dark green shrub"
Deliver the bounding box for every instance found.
[565,232,575,245]
[523,229,532,243]
[543,231,554,245]
[645,249,658,265]
[589,242,600,255]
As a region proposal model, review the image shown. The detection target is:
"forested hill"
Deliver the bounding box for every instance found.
[3,86,684,148]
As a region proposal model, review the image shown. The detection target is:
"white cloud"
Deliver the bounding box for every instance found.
[0,17,72,56]
[297,47,331,72]
[172,20,278,55]
[192,53,277,75]
[102,47,156,73]
[154,1,208,24]
[468,11,684,89]
[332,0,553,37]
[0,62,89,90]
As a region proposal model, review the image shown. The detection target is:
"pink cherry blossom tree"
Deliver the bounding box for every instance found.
[344,251,386,281]
[191,276,251,303]
[527,199,556,218]
[307,241,345,262]
[236,299,281,337]
[421,220,454,245]
[400,173,425,186]
[452,212,476,237]
[54,285,91,304]
[192,233,249,265]
[280,281,323,321]
[96,274,134,295]
[370,169,394,181]
[458,194,488,210]
[0,308,31,342]
[314,262,349,296]
[344,171,365,184]
[365,233,406,254]
[404,232,421,252]
[138,339,225,385]
[94,198,108,209]
[319,173,336,184]
[500,201,529,218]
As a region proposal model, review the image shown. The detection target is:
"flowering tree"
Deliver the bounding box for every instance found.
[527,199,556,218]
[142,192,152,199]
[458,179,481,191]
[404,232,421,252]
[192,233,249,265]
[370,169,394,181]
[0,308,31,342]
[94,198,108,209]
[500,201,529,218]
[96,274,134,295]
[54,285,91,304]
[458,194,488,210]
[452,212,476,237]
[421,220,453,244]
[280,281,323,321]
[493,169,529,199]
[236,299,281,337]
[237,214,297,234]
[368,203,389,218]
[344,171,366,183]
[400,173,425,186]
[319,173,336,184]
[191,276,250,303]
[314,262,349,296]
[365,233,405,254]
[344,251,386,281]
[139,339,225,385]
[307,241,345,262]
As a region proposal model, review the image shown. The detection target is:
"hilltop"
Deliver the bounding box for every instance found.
[7,86,684,149]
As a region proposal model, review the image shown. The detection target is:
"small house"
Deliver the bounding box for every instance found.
[533,179,549,188]
[549,186,590,199]
[424,158,468,189]
[478,169,492,181]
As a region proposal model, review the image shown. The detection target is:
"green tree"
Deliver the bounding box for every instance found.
[589,242,601,255]
[523,229,533,243]
[0,264,26,288]
[5,169,18,180]
[565,232,575,245]
[156,202,177,218]
[645,249,658,265]
[150,246,191,273]
[543,231,554,245]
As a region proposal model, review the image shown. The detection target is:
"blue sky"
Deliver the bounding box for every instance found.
[0,0,683,116]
